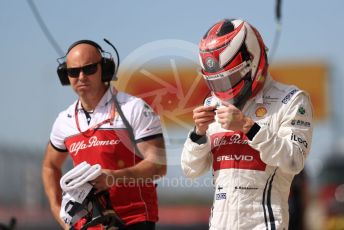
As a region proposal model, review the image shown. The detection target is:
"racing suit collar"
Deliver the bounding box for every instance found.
[254,74,273,104]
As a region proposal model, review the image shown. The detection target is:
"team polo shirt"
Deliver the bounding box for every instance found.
[49,89,163,226]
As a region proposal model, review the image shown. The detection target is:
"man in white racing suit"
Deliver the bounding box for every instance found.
[181,19,313,230]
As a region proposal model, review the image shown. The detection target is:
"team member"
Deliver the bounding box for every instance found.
[42,40,166,229]
[181,19,313,229]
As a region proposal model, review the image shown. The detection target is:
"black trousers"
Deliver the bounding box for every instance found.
[120,221,155,230]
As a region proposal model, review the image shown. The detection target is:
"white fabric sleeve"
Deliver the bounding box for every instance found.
[129,98,163,140]
[50,112,68,151]
[249,92,313,175]
[181,132,212,178]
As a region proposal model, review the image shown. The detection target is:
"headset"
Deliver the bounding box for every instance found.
[57,39,120,85]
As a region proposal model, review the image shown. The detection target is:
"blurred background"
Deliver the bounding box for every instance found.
[1,0,344,229]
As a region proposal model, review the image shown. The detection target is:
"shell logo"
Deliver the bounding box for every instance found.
[255,107,267,117]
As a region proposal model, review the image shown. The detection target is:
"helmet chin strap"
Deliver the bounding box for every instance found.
[211,73,252,110]
[231,75,253,110]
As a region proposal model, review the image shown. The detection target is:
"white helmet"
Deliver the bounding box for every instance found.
[199,19,268,107]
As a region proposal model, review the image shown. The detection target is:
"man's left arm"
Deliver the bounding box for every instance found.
[111,136,167,180]
[92,98,166,191]
[92,136,166,191]
[248,92,313,175]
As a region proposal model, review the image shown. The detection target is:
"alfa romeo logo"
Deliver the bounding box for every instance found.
[205,57,219,72]
[206,57,215,69]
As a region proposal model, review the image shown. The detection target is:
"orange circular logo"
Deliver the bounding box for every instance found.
[117,160,125,169]
[255,107,267,117]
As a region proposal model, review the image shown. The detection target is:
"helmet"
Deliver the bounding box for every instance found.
[199,19,268,108]
[62,189,124,229]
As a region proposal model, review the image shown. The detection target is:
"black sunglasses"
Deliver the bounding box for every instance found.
[66,61,101,78]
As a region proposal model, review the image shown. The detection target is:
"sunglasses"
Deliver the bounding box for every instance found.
[66,61,101,78]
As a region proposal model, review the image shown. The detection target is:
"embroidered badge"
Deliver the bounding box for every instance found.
[298,106,306,115]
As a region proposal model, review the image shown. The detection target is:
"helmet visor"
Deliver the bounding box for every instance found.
[202,61,251,93]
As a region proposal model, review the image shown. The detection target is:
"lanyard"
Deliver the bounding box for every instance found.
[74,99,116,135]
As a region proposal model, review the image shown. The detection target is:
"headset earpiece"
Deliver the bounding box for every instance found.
[56,40,118,85]
[57,62,70,85]
[101,57,117,82]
